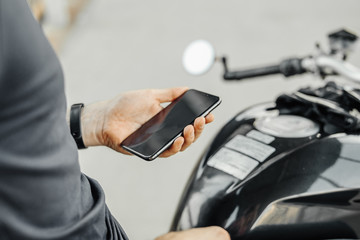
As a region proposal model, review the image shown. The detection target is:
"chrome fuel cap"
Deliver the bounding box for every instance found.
[254,115,320,138]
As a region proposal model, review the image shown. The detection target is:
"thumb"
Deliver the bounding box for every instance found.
[153,87,189,103]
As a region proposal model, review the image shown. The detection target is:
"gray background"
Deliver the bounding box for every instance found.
[60,1,360,239]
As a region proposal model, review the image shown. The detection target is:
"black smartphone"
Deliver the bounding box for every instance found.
[121,89,221,161]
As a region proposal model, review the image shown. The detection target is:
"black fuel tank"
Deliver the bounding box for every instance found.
[171,103,360,239]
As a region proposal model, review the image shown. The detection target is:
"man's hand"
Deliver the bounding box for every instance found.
[155,227,230,240]
[79,87,214,157]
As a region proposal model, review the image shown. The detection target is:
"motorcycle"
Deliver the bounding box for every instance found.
[170,29,360,239]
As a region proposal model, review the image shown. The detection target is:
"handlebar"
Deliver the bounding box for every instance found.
[222,55,360,84]
[302,56,360,84]
[218,29,360,83]
[222,57,306,80]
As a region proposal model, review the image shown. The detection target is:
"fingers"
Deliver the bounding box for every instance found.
[194,114,214,141]
[155,226,230,240]
[163,121,204,155]
[160,115,215,158]
[205,113,214,124]
[153,87,189,103]
[185,226,230,240]
[181,125,195,151]
[160,137,184,158]
[159,126,193,158]
[194,117,205,141]
[206,226,231,240]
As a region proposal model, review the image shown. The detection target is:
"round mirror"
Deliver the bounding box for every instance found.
[182,40,215,76]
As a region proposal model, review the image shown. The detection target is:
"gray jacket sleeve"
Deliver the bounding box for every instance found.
[0,1,127,239]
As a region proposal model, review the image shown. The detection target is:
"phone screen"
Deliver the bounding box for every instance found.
[121,89,221,160]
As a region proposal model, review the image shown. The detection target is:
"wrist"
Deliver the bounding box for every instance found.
[80,101,107,147]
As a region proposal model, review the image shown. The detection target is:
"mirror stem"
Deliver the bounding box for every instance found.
[221,56,229,73]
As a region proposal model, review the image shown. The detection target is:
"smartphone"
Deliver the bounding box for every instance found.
[121,89,221,161]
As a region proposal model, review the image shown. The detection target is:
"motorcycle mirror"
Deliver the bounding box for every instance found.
[182,40,215,76]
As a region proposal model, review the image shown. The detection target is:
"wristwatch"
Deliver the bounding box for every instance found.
[70,103,87,149]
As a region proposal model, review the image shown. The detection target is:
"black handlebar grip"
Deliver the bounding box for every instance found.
[223,58,305,81]
[223,65,280,80]
[279,58,306,77]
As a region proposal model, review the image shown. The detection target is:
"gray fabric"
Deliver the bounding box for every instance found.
[0,1,127,239]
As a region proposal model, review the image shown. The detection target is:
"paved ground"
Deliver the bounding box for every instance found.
[60,1,360,239]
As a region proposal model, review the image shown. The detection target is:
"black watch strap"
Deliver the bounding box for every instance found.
[70,103,87,149]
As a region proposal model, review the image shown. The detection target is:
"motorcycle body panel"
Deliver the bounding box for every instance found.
[171,102,360,239]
